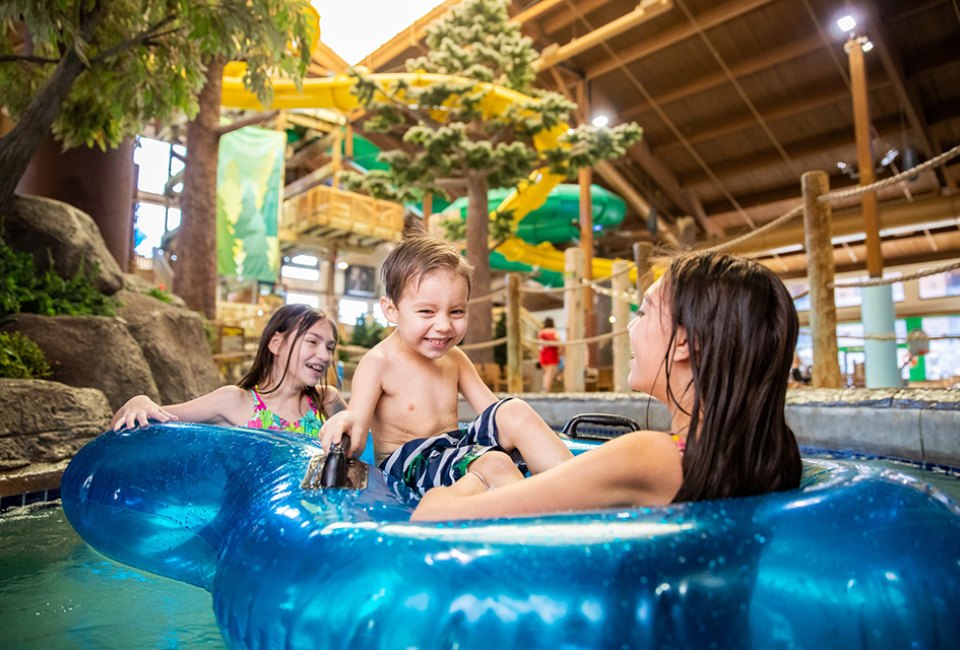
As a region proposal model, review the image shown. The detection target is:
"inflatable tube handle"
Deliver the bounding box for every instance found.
[320,434,350,488]
[562,413,641,439]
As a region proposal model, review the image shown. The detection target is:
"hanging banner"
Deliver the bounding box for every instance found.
[216,126,284,283]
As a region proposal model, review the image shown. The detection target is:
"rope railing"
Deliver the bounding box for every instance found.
[832,260,960,289]
[819,144,960,204]
[467,286,505,305]
[458,336,508,351]
[524,328,627,347]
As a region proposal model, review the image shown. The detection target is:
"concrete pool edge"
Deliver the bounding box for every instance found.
[460,388,960,468]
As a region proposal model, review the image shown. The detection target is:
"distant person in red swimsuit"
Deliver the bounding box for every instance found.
[538,317,562,392]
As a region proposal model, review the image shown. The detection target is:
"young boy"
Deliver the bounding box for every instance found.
[320,237,573,496]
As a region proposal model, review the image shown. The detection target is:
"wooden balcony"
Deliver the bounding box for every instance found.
[282,185,403,251]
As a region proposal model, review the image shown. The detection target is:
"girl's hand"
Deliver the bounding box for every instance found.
[111,395,178,431]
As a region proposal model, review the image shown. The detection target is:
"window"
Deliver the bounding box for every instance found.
[286,292,320,308]
[918,269,960,299]
[339,298,369,325]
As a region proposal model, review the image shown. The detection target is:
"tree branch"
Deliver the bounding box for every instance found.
[88,16,180,65]
[0,54,61,65]
[215,110,279,136]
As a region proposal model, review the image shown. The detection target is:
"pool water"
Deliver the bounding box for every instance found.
[0,504,225,649]
[2,457,957,649]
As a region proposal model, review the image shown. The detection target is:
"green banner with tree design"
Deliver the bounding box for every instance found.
[216,126,284,283]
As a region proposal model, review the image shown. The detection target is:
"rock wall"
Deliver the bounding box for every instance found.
[0,379,110,496]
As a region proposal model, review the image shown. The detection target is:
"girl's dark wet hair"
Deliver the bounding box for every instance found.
[238,304,339,406]
[657,251,801,502]
[543,317,555,328]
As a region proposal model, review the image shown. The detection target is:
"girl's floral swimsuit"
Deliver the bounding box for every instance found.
[245,388,324,437]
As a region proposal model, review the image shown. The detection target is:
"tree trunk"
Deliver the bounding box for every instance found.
[0,52,88,215]
[465,171,492,363]
[175,57,224,320]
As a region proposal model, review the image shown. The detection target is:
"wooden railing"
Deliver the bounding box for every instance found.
[282,184,403,245]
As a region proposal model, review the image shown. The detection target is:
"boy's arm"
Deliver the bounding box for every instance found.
[320,351,385,456]
[453,347,498,414]
[112,386,247,430]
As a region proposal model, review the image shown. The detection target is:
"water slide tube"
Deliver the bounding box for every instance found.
[444,184,628,287]
[62,423,960,649]
[220,71,637,283]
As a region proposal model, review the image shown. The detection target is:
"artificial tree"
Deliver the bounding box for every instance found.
[0,0,313,317]
[343,0,641,360]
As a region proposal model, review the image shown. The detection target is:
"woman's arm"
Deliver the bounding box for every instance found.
[111,386,249,430]
[411,431,683,521]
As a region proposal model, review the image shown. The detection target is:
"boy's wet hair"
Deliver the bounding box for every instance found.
[239,304,339,403]
[381,237,474,304]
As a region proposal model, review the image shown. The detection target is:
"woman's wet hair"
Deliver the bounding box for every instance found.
[656,251,802,502]
[239,304,339,405]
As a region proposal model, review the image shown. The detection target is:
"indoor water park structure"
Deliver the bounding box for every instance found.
[1,1,960,649]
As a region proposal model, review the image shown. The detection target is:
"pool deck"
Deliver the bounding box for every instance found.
[461,388,960,468]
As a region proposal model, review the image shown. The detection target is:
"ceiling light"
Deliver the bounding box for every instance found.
[336,261,349,270]
[862,39,874,52]
[591,115,609,128]
[837,15,856,32]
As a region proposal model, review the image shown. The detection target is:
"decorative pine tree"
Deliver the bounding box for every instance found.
[342,0,642,361]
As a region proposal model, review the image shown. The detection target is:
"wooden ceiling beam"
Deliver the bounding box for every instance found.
[534,0,673,73]
[356,0,460,71]
[654,79,892,155]
[620,34,824,123]
[862,0,951,189]
[511,0,570,24]
[585,0,776,81]
[679,116,903,187]
[540,0,613,34]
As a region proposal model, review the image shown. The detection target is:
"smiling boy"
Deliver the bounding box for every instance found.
[321,237,573,496]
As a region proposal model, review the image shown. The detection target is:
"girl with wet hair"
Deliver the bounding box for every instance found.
[112,304,345,436]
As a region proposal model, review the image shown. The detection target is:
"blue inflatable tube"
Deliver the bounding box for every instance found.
[62,423,960,649]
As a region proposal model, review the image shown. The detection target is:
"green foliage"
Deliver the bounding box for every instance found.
[349,314,386,349]
[493,311,506,368]
[345,0,643,239]
[0,331,51,379]
[0,239,116,318]
[0,0,314,151]
[147,287,173,303]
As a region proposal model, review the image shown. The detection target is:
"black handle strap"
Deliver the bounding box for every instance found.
[561,413,641,439]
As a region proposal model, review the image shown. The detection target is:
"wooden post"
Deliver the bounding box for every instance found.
[846,36,882,278]
[506,273,523,393]
[326,247,339,323]
[802,171,843,388]
[612,260,632,393]
[579,168,596,367]
[564,247,586,392]
[422,192,433,230]
[633,241,653,295]
[330,129,343,189]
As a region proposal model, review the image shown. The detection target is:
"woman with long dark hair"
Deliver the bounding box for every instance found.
[412,251,802,519]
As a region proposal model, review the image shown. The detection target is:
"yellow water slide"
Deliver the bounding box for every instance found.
[219,12,635,282]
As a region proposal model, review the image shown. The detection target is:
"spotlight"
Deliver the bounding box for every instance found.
[837,15,856,32]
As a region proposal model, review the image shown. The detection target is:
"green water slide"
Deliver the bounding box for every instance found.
[443,184,627,287]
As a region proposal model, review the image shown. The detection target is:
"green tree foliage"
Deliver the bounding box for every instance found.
[0,0,314,209]
[0,239,116,318]
[341,0,641,359]
[0,331,51,379]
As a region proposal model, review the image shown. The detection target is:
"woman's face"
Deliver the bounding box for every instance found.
[627,278,674,398]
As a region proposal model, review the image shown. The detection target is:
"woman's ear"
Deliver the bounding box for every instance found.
[672,325,691,361]
[380,296,398,324]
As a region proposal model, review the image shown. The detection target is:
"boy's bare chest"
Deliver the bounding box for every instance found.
[375,359,460,437]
